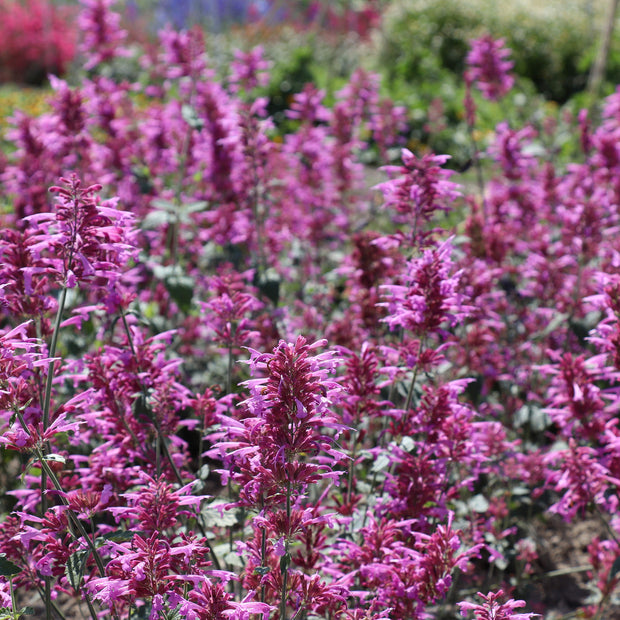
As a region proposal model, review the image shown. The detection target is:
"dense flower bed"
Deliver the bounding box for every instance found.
[0,1,619,619]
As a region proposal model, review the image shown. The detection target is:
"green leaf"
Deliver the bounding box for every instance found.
[96,530,137,546]
[21,463,41,485]
[181,201,207,214]
[280,552,291,574]
[0,555,21,577]
[142,210,174,229]
[400,436,415,452]
[151,198,178,213]
[163,606,183,620]
[18,607,35,616]
[164,274,194,312]
[202,501,238,528]
[468,494,490,513]
[371,454,390,474]
[181,104,205,130]
[43,453,66,464]
[223,550,245,568]
[608,555,620,582]
[103,529,136,542]
[144,200,206,230]
[540,312,568,337]
[65,549,89,591]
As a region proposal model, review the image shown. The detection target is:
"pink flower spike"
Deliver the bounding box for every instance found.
[466,35,514,101]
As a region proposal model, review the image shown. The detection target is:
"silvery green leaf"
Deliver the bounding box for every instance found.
[468,494,489,513]
[202,501,238,528]
[151,198,178,213]
[43,453,66,464]
[371,454,390,473]
[181,104,205,130]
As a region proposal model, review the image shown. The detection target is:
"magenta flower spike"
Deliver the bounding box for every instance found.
[380,237,470,336]
[466,35,515,101]
[22,174,137,295]
[78,0,129,70]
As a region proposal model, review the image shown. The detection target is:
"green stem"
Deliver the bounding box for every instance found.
[42,286,67,430]
[41,286,68,514]
[467,123,488,225]
[226,338,234,396]
[34,584,68,620]
[592,501,620,546]
[404,335,427,414]
[280,479,292,620]
[44,578,52,620]
[9,576,18,620]
[346,432,359,506]
[14,410,106,576]
[260,526,267,604]
[39,286,68,620]
[404,364,419,413]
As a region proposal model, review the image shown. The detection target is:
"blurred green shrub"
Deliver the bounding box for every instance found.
[377,0,614,103]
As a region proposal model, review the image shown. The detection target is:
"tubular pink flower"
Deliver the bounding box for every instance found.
[210,336,345,509]
[544,439,620,521]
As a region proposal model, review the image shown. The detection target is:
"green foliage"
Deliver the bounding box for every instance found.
[0,608,34,620]
[378,0,609,103]
[0,556,20,578]
[264,44,316,126]
[65,549,89,591]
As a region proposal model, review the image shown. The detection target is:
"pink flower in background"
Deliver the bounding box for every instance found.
[466,35,514,101]
[78,0,129,70]
[229,46,271,93]
[375,149,461,248]
[544,439,620,521]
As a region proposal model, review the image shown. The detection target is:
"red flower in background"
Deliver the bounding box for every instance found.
[0,0,77,85]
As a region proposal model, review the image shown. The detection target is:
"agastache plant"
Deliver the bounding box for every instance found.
[209,336,345,618]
